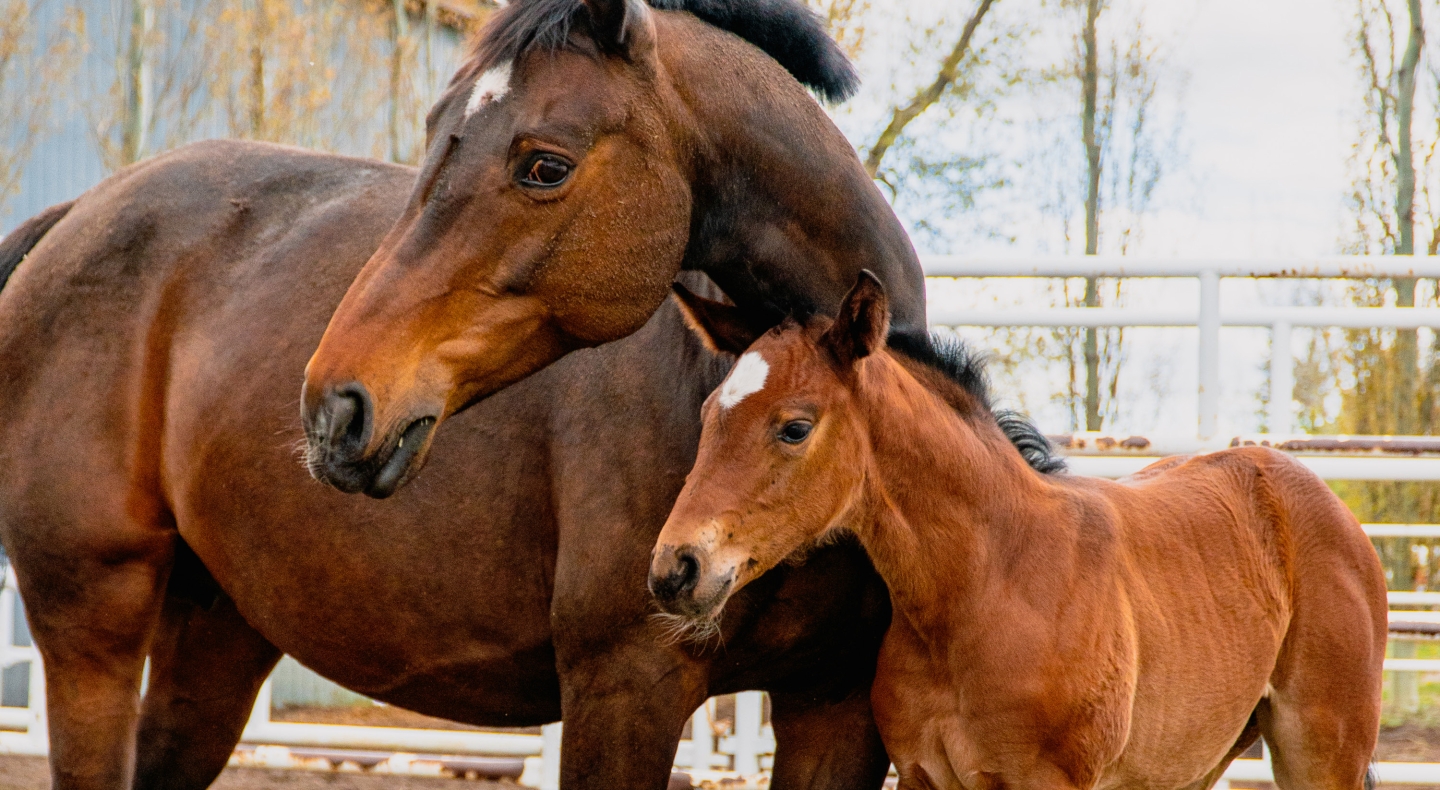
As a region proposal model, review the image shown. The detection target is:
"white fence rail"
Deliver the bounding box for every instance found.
[920,255,1440,439]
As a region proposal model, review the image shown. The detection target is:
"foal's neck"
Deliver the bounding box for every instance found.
[851,354,1062,629]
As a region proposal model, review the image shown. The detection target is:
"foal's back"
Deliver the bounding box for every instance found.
[1095,445,1386,787]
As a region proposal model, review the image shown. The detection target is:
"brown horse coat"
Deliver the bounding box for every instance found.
[652,275,1388,790]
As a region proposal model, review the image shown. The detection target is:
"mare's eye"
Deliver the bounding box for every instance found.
[778,420,813,445]
[520,155,572,188]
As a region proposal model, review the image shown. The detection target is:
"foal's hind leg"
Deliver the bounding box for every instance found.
[1259,680,1379,790]
[1257,586,1384,787]
[132,567,281,790]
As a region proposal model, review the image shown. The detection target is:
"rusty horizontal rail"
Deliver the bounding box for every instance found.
[1048,433,1440,456]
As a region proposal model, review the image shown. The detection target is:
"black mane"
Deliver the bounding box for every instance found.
[887,331,1067,475]
[470,0,860,103]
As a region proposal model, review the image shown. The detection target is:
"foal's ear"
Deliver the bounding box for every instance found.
[582,0,656,58]
[671,283,769,356]
[822,270,890,368]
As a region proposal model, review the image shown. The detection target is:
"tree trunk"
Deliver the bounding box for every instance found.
[1388,0,1424,717]
[1395,0,1421,433]
[122,0,152,164]
[1081,0,1102,431]
[389,0,409,163]
[863,0,996,179]
[248,0,265,139]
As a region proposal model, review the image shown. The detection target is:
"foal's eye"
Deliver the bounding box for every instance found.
[778,421,813,445]
[520,155,572,188]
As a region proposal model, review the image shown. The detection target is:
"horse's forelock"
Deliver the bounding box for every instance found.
[467,0,859,102]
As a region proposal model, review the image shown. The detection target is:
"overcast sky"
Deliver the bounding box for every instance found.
[1148,0,1354,258]
[833,0,1361,260]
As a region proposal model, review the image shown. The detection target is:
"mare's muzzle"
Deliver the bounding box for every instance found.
[301,380,436,498]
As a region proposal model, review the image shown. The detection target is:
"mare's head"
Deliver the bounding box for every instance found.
[301,0,920,498]
[648,272,890,621]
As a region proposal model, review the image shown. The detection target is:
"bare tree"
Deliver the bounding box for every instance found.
[1049,2,1175,431]
[81,0,215,171]
[807,0,869,61]
[0,0,78,214]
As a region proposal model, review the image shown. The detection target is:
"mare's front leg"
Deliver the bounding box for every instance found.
[552,620,707,789]
[769,688,890,790]
[2,505,173,790]
[133,557,282,790]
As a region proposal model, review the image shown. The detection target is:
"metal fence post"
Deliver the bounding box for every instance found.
[245,677,273,736]
[26,650,45,752]
[688,698,715,770]
[732,691,763,776]
[540,721,563,790]
[1269,320,1293,434]
[1198,269,1221,438]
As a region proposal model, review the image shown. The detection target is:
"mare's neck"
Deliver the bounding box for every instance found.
[850,355,1063,634]
[657,17,927,337]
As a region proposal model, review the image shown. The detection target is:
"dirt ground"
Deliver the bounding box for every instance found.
[1,722,1435,789]
[0,755,513,790]
[1378,722,1440,762]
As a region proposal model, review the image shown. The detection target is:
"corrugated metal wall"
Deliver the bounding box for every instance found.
[2,0,469,235]
[1,1,471,707]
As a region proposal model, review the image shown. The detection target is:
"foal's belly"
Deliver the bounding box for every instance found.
[873,614,1272,790]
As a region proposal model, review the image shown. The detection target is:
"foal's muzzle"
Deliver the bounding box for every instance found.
[649,544,734,618]
[301,381,436,498]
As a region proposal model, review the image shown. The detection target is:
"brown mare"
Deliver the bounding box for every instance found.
[651,273,1389,790]
[0,1,960,788]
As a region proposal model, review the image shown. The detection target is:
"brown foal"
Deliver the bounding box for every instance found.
[650,272,1388,790]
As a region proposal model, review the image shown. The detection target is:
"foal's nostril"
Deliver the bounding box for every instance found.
[324,383,373,451]
[674,551,700,596]
[650,548,702,606]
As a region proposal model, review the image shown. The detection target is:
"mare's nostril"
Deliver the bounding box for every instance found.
[324,383,373,451]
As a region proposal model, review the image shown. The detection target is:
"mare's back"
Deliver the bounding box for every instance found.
[0,140,415,501]
[0,140,411,403]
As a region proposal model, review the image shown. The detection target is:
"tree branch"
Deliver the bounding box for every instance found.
[862,0,996,179]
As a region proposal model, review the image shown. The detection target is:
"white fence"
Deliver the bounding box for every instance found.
[923,255,1440,438]
[2,256,1440,785]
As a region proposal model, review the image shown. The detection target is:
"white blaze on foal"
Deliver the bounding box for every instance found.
[718,352,769,409]
[465,62,513,118]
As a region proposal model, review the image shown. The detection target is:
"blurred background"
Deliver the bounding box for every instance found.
[2,0,1440,732]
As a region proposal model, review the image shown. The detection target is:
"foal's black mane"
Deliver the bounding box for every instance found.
[887,331,1066,475]
[470,0,860,102]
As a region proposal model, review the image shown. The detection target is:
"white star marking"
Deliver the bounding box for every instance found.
[719,352,769,409]
[465,62,513,118]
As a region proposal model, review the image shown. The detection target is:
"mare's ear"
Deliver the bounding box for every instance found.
[671,283,769,356]
[582,0,656,58]
[821,270,890,368]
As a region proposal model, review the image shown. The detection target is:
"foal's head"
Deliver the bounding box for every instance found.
[649,272,891,621]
